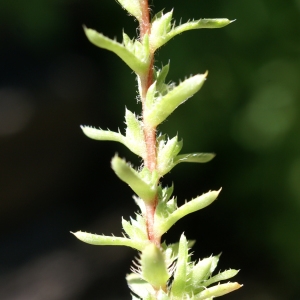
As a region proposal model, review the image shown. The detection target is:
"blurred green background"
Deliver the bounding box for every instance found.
[0,0,300,299]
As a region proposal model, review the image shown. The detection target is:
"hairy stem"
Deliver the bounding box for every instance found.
[138,0,160,246]
[140,0,150,38]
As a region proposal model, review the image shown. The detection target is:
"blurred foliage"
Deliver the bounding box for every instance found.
[0,0,300,299]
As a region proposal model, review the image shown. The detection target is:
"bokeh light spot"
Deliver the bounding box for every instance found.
[232,85,296,151]
[255,59,300,93]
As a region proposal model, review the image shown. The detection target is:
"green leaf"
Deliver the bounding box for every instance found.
[194,282,242,299]
[202,269,240,288]
[155,64,170,93]
[158,152,215,176]
[145,80,157,109]
[145,73,207,127]
[191,257,215,288]
[157,136,183,176]
[126,273,155,299]
[111,155,157,203]
[83,26,148,75]
[141,244,170,290]
[156,290,170,300]
[71,231,148,251]
[116,0,142,22]
[155,190,220,236]
[155,196,177,220]
[209,254,220,274]
[122,31,132,49]
[125,109,146,158]
[170,234,189,298]
[81,123,145,158]
[155,185,176,218]
[152,18,233,50]
[174,153,215,164]
[122,217,148,241]
[150,10,173,51]
[160,184,174,203]
[81,126,125,143]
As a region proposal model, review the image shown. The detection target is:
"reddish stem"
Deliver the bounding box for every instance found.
[138,0,160,246]
[140,0,150,38]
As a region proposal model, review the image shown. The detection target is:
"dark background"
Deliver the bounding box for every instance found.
[1,0,300,299]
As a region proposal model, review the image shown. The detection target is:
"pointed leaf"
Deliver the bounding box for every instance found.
[210,254,221,274]
[155,18,233,49]
[175,153,215,164]
[155,64,170,93]
[155,196,177,219]
[161,152,215,174]
[191,257,215,288]
[150,10,173,51]
[122,217,148,240]
[194,282,242,299]
[157,136,183,176]
[126,273,155,299]
[202,269,240,288]
[122,218,135,239]
[81,126,125,143]
[170,234,189,298]
[156,189,220,236]
[116,0,142,21]
[111,155,157,203]
[145,73,207,127]
[122,32,134,51]
[81,125,144,157]
[125,109,146,158]
[72,231,148,251]
[141,244,170,290]
[145,80,157,109]
[84,26,148,74]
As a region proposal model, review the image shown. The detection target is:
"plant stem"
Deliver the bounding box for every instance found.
[138,0,161,247]
[140,0,150,38]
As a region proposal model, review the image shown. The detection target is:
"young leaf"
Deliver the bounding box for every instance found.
[150,10,173,51]
[155,190,220,236]
[125,109,146,158]
[194,282,242,299]
[191,257,215,288]
[174,152,215,164]
[145,80,157,109]
[152,17,233,50]
[83,26,148,75]
[81,125,145,157]
[141,244,170,290]
[116,0,142,22]
[170,234,189,298]
[201,269,240,288]
[72,231,148,251]
[155,64,170,93]
[157,135,183,176]
[111,155,157,203]
[81,126,125,143]
[145,73,207,127]
[126,273,155,299]
[158,152,215,176]
[122,217,148,241]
